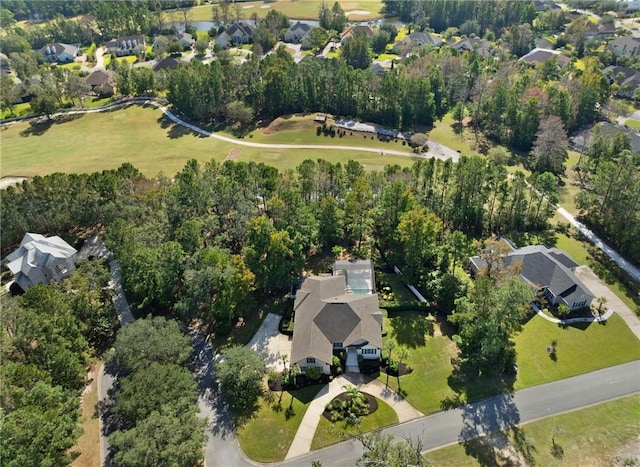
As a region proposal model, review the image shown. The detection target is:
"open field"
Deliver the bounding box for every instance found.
[70,362,101,467]
[187,0,384,22]
[0,106,415,178]
[427,394,640,466]
[237,384,323,463]
[311,396,398,450]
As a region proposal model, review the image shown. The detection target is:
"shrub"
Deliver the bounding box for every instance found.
[305,366,322,381]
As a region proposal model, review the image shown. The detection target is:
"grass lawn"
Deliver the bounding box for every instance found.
[187,0,383,21]
[377,311,459,414]
[70,361,101,467]
[1,102,32,120]
[428,113,480,155]
[427,394,640,466]
[311,396,399,450]
[246,114,410,151]
[625,118,640,128]
[0,105,415,178]
[237,384,324,462]
[514,313,640,390]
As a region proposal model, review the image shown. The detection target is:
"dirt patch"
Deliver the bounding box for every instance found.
[0,176,28,189]
[224,148,241,161]
[611,436,640,466]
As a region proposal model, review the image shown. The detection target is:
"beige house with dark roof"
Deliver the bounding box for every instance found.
[291,263,382,375]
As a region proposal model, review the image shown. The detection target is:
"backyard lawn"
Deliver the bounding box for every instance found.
[237,384,324,463]
[0,106,414,178]
[311,396,398,450]
[427,394,640,466]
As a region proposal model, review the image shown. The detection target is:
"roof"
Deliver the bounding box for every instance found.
[39,43,78,57]
[519,48,570,67]
[571,122,640,154]
[4,233,77,291]
[153,57,182,72]
[291,273,382,364]
[85,70,113,86]
[226,21,254,37]
[453,37,491,56]
[609,36,640,53]
[341,25,375,41]
[288,21,312,33]
[105,35,145,48]
[470,245,593,306]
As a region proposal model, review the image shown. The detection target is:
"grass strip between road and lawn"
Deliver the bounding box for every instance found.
[426,394,640,466]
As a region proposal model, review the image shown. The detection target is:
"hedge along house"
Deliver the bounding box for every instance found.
[291,260,382,375]
[470,244,594,311]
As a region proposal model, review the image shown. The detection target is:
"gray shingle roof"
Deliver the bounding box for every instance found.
[291,273,382,365]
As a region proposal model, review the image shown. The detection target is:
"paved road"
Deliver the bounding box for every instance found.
[557,207,640,284]
[282,361,640,466]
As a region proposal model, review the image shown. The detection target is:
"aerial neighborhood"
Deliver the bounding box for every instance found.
[1,1,639,466]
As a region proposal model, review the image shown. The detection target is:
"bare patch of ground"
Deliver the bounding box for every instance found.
[0,176,28,189]
[224,148,241,161]
[611,436,640,466]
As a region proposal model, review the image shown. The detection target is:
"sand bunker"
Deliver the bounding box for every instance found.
[242,5,254,9]
[346,10,370,15]
[260,4,270,9]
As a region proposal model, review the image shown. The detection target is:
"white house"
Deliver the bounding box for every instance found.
[291,260,382,375]
[4,233,77,292]
[39,43,79,63]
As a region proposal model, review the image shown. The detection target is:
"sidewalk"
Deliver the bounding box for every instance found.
[285,373,423,460]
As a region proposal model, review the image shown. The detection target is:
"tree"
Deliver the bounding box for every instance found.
[344,177,374,256]
[225,100,254,127]
[194,39,208,57]
[317,196,343,247]
[452,101,465,133]
[0,73,20,116]
[356,432,427,467]
[397,205,441,285]
[371,30,391,53]
[216,345,267,418]
[107,316,192,375]
[110,408,205,467]
[530,116,568,176]
[65,72,91,107]
[306,27,329,52]
[341,31,371,70]
[450,276,534,375]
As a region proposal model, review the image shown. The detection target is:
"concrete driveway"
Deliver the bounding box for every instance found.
[246,313,292,371]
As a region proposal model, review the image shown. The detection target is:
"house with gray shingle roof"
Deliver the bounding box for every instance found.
[4,233,77,292]
[291,260,382,375]
[392,31,442,54]
[609,36,640,57]
[284,21,314,44]
[39,43,79,63]
[519,48,570,67]
[470,244,594,311]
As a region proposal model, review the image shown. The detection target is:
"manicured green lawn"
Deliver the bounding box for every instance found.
[514,313,640,389]
[377,311,459,414]
[187,0,383,21]
[625,118,640,128]
[0,106,414,178]
[1,102,32,120]
[311,396,399,450]
[427,394,640,466]
[428,113,480,155]
[237,384,324,463]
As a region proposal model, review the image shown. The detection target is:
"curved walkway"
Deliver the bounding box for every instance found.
[531,301,613,325]
[285,373,423,460]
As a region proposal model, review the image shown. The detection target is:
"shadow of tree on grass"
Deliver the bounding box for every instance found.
[388,311,433,348]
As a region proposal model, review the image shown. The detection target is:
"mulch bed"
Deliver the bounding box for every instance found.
[380,361,413,377]
[322,392,378,421]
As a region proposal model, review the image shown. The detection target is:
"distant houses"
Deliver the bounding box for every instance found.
[152,32,194,50]
[152,56,183,72]
[604,65,640,98]
[39,43,79,63]
[105,35,146,57]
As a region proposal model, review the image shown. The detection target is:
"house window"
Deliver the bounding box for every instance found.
[362,348,376,355]
[306,357,316,364]
[333,342,343,349]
